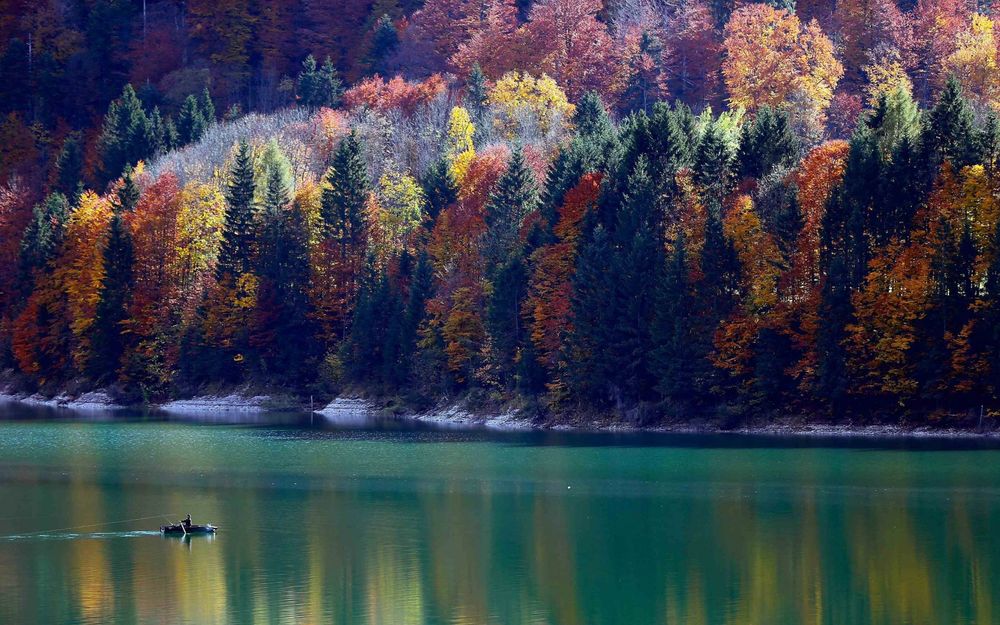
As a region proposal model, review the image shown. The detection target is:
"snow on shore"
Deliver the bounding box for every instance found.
[0,390,123,411]
[157,394,273,415]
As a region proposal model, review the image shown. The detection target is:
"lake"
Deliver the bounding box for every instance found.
[1,402,999,625]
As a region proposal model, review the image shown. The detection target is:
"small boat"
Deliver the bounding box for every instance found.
[160,522,218,535]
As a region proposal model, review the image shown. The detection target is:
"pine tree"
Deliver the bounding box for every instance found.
[921,76,978,170]
[148,107,168,155]
[465,63,489,121]
[297,55,321,107]
[177,94,207,145]
[319,57,344,108]
[253,147,315,380]
[738,106,799,179]
[651,236,699,408]
[218,140,258,280]
[55,134,84,204]
[605,156,660,405]
[200,87,216,124]
[484,146,539,268]
[486,253,529,389]
[420,159,458,223]
[816,254,852,414]
[566,223,615,401]
[574,92,614,138]
[98,84,153,184]
[694,122,733,204]
[368,14,399,73]
[18,193,71,295]
[321,132,369,251]
[88,172,138,380]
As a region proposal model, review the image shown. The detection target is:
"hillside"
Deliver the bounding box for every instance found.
[1,0,1000,425]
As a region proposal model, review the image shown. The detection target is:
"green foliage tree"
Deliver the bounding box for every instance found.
[218,140,258,279]
[484,147,539,268]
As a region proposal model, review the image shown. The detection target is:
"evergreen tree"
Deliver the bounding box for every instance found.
[483,146,539,268]
[605,157,661,405]
[420,158,458,223]
[88,171,138,380]
[200,87,216,124]
[297,55,343,108]
[645,102,694,192]
[465,63,488,114]
[218,140,258,279]
[148,107,168,155]
[368,14,399,73]
[55,134,85,204]
[651,236,699,408]
[177,94,207,145]
[18,193,71,295]
[116,166,141,213]
[816,255,852,414]
[574,92,614,138]
[253,147,314,380]
[566,224,615,401]
[321,132,370,251]
[699,202,740,317]
[486,254,529,389]
[921,76,978,170]
[98,84,153,184]
[693,122,733,205]
[737,106,799,179]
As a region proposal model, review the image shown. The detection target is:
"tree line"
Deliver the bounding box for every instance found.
[2,70,999,424]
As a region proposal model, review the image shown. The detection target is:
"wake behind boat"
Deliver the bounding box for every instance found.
[160,514,217,535]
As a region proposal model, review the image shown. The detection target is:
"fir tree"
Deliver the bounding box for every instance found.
[921,76,978,170]
[483,146,540,268]
[816,255,852,414]
[18,193,71,295]
[574,92,614,138]
[420,158,458,223]
[177,94,207,145]
[605,157,660,405]
[200,87,216,124]
[321,132,370,252]
[486,254,529,389]
[368,14,399,73]
[566,224,615,401]
[55,134,85,204]
[253,149,314,380]
[88,171,138,380]
[738,107,799,179]
[693,122,733,205]
[98,84,152,184]
[651,236,699,408]
[218,140,258,279]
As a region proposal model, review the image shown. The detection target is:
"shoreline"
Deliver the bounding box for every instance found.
[1,390,997,439]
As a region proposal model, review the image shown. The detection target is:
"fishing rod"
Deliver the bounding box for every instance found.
[0,513,180,539]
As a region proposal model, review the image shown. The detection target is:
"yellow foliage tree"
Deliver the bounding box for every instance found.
[946,14,1000,109]
[446,106,476,185]
[722,4,842,124]
[863,54,914,106]
[60,190,114,370]
[374,171,426,260]
[488,71,575,137]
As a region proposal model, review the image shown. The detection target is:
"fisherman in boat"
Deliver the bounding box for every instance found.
[182,514,192,530]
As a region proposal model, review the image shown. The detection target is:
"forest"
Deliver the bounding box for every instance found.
[1,0,1000,423]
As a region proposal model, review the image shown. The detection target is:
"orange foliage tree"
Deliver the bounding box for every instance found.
[525,173,602,379]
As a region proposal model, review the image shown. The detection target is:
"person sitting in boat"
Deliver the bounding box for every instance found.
[182,514,192,529]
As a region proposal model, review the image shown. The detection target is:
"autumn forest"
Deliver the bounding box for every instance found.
[1,0,1000,424]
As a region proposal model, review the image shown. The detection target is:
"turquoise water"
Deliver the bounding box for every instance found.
[1,404,999,624]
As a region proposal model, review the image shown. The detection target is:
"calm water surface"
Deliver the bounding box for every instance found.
[1,401,999,625]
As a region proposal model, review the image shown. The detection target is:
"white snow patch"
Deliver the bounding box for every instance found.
[157,394,271,415]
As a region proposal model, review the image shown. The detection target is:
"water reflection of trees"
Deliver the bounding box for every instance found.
[1,443,1000,624]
